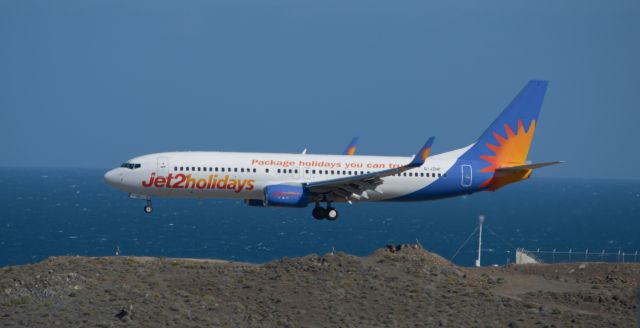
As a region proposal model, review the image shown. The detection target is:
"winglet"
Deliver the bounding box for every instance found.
[408,137,435,167]
[342,137,359,155]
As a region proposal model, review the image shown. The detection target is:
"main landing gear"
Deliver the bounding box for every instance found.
[312,202,339,221]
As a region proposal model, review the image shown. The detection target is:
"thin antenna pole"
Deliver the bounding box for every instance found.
[475,215,485,267]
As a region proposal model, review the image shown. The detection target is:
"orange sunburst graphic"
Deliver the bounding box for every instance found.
[479,120,536,188]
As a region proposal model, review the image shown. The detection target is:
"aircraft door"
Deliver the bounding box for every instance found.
[461,164,472,187]
[157,157,169,177]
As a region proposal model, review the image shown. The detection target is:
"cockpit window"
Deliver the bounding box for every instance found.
[120,163,141,169]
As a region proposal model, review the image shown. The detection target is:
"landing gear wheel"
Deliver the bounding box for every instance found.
[143,204,153,214]
[312,207,326,220]
[325,207,338,221]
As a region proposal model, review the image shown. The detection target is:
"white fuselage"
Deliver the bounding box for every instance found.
[104,146,471,203]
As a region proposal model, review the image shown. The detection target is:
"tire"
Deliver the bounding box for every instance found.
[144,205,153,214]
[312,207,326,220]
[325,207,338,221]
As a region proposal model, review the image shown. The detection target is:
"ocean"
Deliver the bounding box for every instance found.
[1,167,639,267]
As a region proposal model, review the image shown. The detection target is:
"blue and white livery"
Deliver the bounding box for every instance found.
[104,80,561,220]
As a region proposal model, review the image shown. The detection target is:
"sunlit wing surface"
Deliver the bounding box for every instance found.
[306,137,435,201]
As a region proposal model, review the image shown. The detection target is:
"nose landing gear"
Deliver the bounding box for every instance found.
[128,193,153,214]
[312,201,339,221]
[143,199,153,214]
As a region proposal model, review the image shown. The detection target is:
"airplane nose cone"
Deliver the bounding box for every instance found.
[104,169,121,187]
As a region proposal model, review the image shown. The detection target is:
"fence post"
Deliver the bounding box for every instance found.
[618,250,621,263]
[552,248,556,262]
[569,249,572,261]
[585,249,588,261]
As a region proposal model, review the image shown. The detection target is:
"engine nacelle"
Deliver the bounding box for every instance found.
[264,184,310,208]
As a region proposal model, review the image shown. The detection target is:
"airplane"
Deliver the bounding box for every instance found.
[104,80,561,220]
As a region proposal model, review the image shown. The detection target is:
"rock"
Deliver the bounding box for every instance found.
[114,305,133,321]
[1,249,638,327]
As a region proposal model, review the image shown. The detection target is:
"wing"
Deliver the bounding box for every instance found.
[305,137,435,201]
[342,137,359,155]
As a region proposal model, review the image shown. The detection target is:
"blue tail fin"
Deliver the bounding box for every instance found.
[462,80,548,166]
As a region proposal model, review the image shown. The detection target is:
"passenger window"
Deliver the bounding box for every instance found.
[312,170,316,174]
[325,170,329,174]
[277,169,281,173]
[180,166,184,171]
[306,169,309,174]
[253,168,256,173]
[266,168,270,173]
[234,168,237,172]
[241,168,245,173]
[295,169,298,174]
[331,170,334,175]
[438,173,442,177]
[186,167,190,171]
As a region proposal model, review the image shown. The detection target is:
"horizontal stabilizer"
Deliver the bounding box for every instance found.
[496,161,564,172]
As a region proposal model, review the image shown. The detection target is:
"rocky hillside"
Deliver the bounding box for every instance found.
[1,246,638,327]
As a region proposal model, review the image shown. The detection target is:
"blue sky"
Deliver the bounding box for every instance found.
[1,0,638,179]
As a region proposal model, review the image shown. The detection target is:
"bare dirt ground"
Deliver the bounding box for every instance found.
[1,247,638,327]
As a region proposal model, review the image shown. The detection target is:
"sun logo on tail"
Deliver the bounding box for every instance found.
[479,120,536,187]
